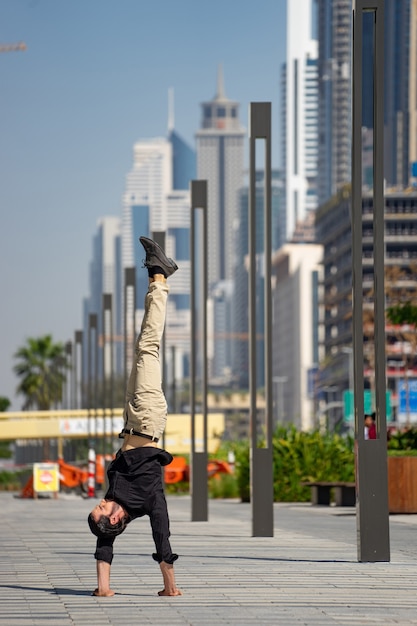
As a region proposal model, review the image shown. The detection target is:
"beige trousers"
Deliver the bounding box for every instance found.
[122,280,168,441]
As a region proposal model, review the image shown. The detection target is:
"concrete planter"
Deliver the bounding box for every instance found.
[388,456,417,513]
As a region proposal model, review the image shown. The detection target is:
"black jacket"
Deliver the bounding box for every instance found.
[94,446,178,565]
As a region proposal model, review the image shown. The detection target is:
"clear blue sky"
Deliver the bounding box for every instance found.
[0,0,286,410]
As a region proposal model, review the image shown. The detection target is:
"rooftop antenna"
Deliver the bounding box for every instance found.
[168,87,174,133]
[215,63,225,99]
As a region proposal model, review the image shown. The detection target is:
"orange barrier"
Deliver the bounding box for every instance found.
[164,456,188,483]
[20,475,35,498]
[207,459,233,478]
[58,458,88,490]
[20,455,232,496]
[20,455,114,498]
[163,457,232,484]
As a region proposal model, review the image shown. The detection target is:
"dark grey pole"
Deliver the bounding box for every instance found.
[87,313,98,497]
[74,331,83,409]
[65,341,73,410]
[102,294,113,454]
[88,313,98,445]
[152,231,167,450]
[124,267,136,385]
[249,102,274,537]
[352,0,390,562]
[190,179,208,522]
[171,345,177,413]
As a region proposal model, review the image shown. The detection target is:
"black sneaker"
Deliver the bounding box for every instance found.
[139,236,178,277]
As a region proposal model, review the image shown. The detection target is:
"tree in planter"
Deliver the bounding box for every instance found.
[14,335,69,410]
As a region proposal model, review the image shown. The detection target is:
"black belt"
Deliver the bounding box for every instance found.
[118,428,159,442]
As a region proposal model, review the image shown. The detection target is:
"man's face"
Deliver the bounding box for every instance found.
[90,499,123,524]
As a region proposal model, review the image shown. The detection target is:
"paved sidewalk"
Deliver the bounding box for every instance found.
[1,492,417,625]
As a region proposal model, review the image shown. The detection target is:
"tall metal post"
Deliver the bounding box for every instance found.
[190,179,208,521]
[64,341,73,410]
[152,231,167,449]
[124,267,136,385]
[88,313,99,433]
[87,313,98,498]
[352,0,390,561]
[102,294,113,454]
[249,102,274,537]
[171,345,177,413]
[74,331,83,409]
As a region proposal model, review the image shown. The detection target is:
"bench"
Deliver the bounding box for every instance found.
[301,481,356,506]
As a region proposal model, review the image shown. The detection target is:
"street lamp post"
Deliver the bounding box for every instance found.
[74,331,83,409]
[190,179,208,522]
[102,293,113,455]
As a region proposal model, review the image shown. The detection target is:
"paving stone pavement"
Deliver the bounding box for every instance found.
[1,492,417,625]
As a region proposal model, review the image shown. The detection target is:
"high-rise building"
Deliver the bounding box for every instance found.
[409,0,417,182]
[283,0,319,240]
[169,128,196,191]
[317,0,413,203]
[233,170,286,389]
[83,216,122,386]
[195,66,246,288]
[315,186,417,425]
[195,67,245,380]
[272,242,323,431]
[317,0,352,206]
[122,137,172,288]
[121,128,195,385]
[384,0,411,189]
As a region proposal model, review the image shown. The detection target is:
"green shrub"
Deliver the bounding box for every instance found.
[209,473,239,499]
[232,440,250,502]
[0,469,25,491]
[272,426,354,502]
[164,480,189,495]
[388,449,417,457]
[0,441,13,459]
[387,427,417,452]
[227,425,355,503]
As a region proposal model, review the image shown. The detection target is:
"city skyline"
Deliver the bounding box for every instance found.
[0,0,287,409]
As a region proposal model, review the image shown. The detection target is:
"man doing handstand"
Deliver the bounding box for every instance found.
[88,236,182,598]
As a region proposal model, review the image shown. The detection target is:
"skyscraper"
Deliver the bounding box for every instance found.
[195,66,246,288]
[317,0,352,206]
[384,0,411,188]
[272,242,323,431]
[195,67,245,380]
[121,126,195,384]
[234,170,286,389]
[283,0,319,240]
[122,137,172,281]
[83,216,122,383]
[409,0,417,181]
[317,0,413,203]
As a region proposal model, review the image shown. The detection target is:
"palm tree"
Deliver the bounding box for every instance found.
[0,396,10,412]
[14,335,69,410]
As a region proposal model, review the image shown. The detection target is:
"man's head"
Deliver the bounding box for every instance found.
[88,499,130,538]
[364,412,376,427]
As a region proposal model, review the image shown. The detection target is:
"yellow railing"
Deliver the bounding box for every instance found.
[0,410,225,455]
